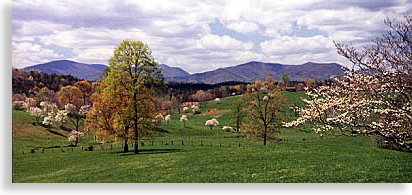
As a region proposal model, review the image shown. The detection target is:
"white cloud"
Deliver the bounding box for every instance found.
[196,34,253,50]
[260,35,333,56]
[71,47,114,64]
[224,20,260,34]
[12,41,63,68]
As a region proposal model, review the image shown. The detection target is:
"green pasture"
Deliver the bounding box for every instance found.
[12,92,412,183]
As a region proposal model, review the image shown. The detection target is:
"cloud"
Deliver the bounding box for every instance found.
[196,34,253,50]
[224,20,260,34]
[11,0,412,72]
[12,41,63,68]
[260,35,333,56]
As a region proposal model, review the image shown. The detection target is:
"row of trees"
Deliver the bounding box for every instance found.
[12,68,81,95]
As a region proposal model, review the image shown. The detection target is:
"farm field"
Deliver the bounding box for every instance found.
[12,92,412,183]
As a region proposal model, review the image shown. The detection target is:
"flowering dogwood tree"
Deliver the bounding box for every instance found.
[284,16,412,152]
[68,130,85,146]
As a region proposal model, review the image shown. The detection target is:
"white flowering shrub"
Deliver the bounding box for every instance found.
[42,112,54,127]
[40,101,58,114]
[54,110,68,125]
[154,113,164,125]
[284,17,412,151]
[79,105,91,115]
[25,97,36,109]
[68,130,85,145]
[29,107,43,122]
[65,103,77,114]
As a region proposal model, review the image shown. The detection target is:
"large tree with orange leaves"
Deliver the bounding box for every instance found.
[96,40,163,154]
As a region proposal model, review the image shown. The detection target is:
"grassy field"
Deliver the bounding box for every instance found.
[12,92,412,183]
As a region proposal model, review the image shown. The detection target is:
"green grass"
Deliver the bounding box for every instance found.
[12,92,412,183]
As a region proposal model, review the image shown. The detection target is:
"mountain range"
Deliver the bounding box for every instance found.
[23,60,346,84]
[24,60,107,81]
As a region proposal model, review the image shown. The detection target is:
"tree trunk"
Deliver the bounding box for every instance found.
[76,114,79,131]
[124,139,129,153]
[124,126,129,152]
[263,125,267,145]
[133,92,139,154]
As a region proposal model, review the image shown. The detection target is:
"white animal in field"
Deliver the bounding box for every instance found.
[183,107,189,112]
[205,118,220,129]
[214,98,221,104]
[180,115,188,127]
[164,114,171,125]
[191,105,200,114]
[221,126,234,132]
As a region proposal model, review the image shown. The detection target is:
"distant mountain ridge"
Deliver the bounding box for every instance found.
[159,64,190,78]
[24,60,107,81]
[23,60,346,84]
[168,61,346,84]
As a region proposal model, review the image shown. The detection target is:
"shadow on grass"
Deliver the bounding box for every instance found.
[47,129,67,138]
[111,148,183,156]
[153,127,171,134]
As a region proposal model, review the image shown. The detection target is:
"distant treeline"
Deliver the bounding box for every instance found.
[13,67,334,103]
[12,68,81,96]
[167,81,248,91]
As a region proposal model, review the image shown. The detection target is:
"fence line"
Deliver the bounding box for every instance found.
[15,138,252,155]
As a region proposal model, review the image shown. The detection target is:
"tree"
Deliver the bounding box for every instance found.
[277,80,285,91]
[58,85,82,108]
[219,86,229,98]
[231,98,246,133]
[36,87,58,104]
[304,79,314,90]
[171,96,180,114]
[284,16,412,152]
[84,87,117,148]
[107,40,164,154]
[243,90,287,145]
[280,74,290,87]
[296,83,305,91]
[265,75,275,90]
[75,80,92,106]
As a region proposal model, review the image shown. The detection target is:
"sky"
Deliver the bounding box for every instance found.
[12,0,412,73]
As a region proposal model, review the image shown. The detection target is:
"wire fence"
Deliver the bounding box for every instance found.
[13,134,330,156]
[13,138,248,156]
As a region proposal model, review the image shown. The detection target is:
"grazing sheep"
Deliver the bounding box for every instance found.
[180,115,188,127]
[191,105,200,114]
[182,107,189,113]
[164,114,171,125]
[222,126,234,132]
[214,98,221,104]
[205,118,220,130]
